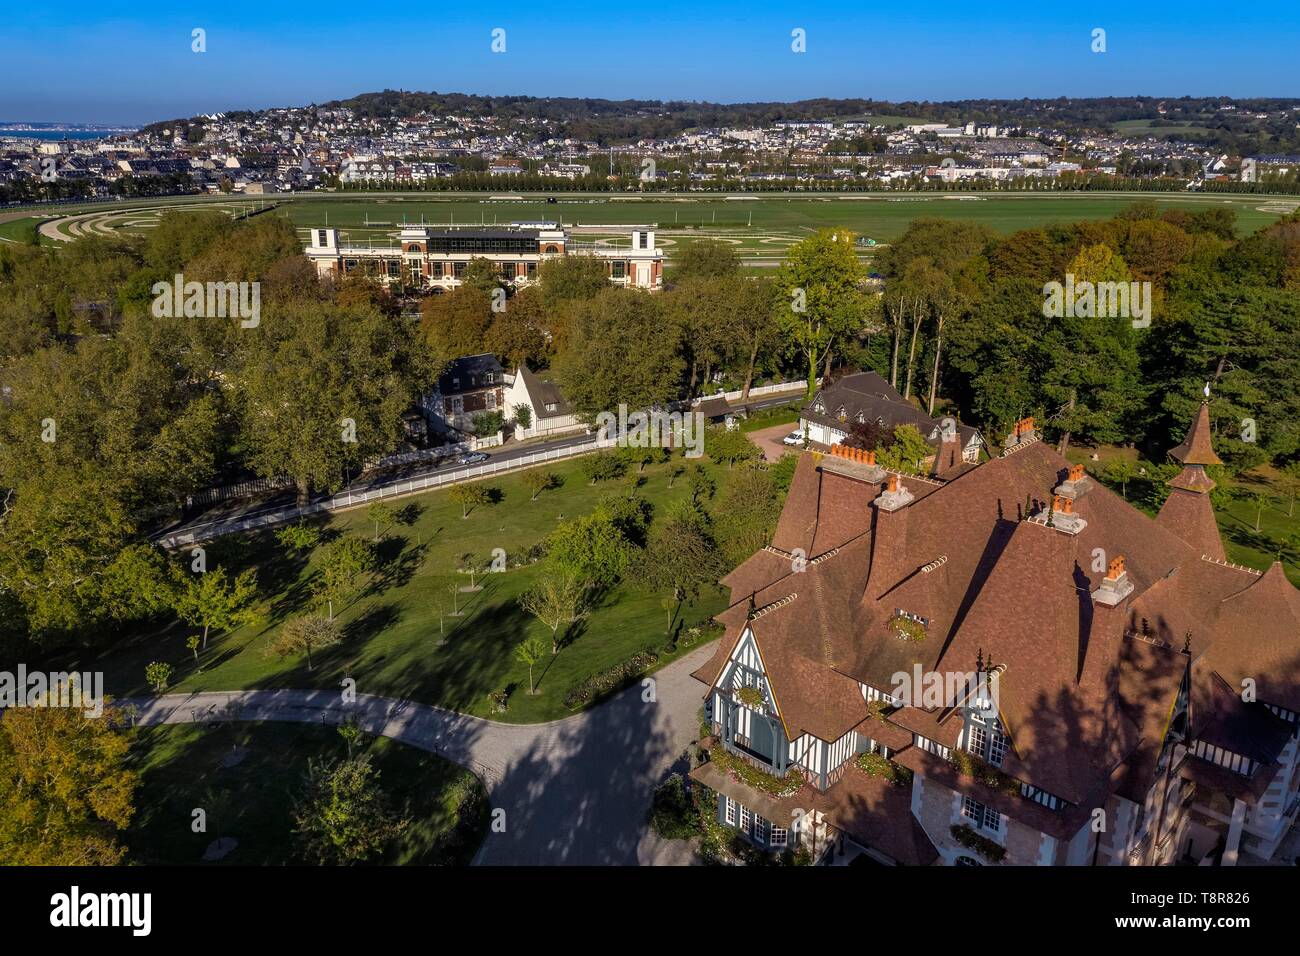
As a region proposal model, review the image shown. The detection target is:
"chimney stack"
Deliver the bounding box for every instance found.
[1093,554,1134,606]
[1055,463,1094,500]
[875,472,914,512]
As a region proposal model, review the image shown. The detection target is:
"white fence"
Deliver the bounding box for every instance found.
[691,378,815,407]
[188,433,507,507]
[158,437,606,549]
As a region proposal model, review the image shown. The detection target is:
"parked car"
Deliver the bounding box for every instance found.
[457,451,490,465]
[782,430,805,446]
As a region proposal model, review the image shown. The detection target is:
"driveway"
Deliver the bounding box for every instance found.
[121,641,717,866]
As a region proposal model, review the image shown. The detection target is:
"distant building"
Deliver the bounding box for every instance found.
[305,223,664,291]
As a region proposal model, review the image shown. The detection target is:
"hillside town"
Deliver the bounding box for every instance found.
[4,96,1300,202]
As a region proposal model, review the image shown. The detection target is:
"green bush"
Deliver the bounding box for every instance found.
[950,823,1006,862]
[854,750,913,787]
[708,745,805,797]
[649,774,699,839]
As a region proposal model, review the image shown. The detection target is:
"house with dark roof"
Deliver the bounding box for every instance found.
[690,404,1300,866]
[800,371,985,477]
[423,353,505,436]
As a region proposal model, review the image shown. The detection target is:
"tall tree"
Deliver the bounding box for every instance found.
[773,229,871,397]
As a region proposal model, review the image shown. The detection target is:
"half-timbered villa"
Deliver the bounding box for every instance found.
[690,403,1300,865]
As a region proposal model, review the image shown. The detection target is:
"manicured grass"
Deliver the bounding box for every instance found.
[0,216,39,244]
[33,192,1296,259]
[125,721,486,865]
[82,454,729,722]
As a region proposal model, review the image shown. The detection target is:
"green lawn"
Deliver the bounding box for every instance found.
[0,216,39,244]
[125,721,486,865]
[31,191,1296,261]
[79,454,730,722]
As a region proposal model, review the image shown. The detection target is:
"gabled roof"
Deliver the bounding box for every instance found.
[803,371,983,451]
[698,403,1300,816]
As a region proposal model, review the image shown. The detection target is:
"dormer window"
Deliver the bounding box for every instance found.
[814,400,825,414]
[836,405,847,422]
[855,411,865,424]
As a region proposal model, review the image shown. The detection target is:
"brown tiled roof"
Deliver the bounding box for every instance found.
[816,767,939,865]
[1169,402,1223,466]
[1156,484,1226,560]
[1200,562,1300,712]
[696,403,1300,824]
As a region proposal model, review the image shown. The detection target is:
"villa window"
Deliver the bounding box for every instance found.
[740,806,753,833]
[770,826,788,848]
[961,796,1002,834]
[754,815,771,844]
[724,796,737,826]
[544,402,558,413]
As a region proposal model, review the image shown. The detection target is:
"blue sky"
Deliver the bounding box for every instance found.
[1,2,1296,124]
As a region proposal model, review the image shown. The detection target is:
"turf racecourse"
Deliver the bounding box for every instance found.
[20,190,1298,260]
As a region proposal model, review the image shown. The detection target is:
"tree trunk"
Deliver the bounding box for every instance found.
[202,623,210,650]
[741,334,760,402]
[1057,388,1077,456]
[926,315,944,415]
[806,348,819,399]
[904,303,922,401]
[306,645,313,671]
[889,299,903,388]
[295,476,310,507]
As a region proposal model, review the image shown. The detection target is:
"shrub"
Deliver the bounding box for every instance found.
[948,749,1020,796]
[887,613,926,642]
[950,824,1006,862]
[736,686,764,708]
[562,650,659,710]
[708,745,805,797]
[854,750,913,787]
[649,774,698,840]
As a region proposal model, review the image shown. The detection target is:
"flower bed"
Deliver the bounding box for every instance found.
[950,824,1006,862]
[853,750,913,787]
[948,749,1021,796]
[563,650,659,710]
[708,745,805,797]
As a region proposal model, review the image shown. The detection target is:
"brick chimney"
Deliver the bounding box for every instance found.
[868,475,912,599]
[1093,555,1134,606]
[1055,463,1094,500]
[1000,416,1039,456]
[1081,553,1134,694]
[1046,493,1087,534]
[875,472,914,512]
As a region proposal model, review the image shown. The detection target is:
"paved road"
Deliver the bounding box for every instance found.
[121,641,717,866]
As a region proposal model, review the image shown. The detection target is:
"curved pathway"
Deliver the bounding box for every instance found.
[121,642,716,866]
